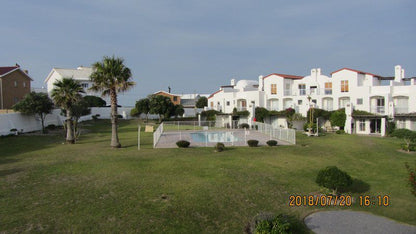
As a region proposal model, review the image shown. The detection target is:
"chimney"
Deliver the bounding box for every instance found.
[394,65,404,82]
[258,75,264,91]
[311,68,316,77]
[24,70,29,74]
[168,86,171,93]
[15,63,20,67]
[231,79,236,86]
[316,68,321,76]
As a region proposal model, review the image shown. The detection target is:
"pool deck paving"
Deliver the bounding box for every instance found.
[154,129,291,148]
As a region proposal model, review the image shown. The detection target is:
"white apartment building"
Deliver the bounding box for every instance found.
[44,66,108,102]
[208,65,416,134]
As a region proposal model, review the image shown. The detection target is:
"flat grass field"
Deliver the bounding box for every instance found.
[1,119,415,233]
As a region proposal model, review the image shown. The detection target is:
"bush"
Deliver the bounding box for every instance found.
[214,142,225,152]
[250,213,293,234]
[92,114,100,121]
[266,140,278,146]
[117,114,123,119]
[176,140,190,148]
[240,123,250,129]
[247,140,259,147]
[401,144,416,152]
[336,130,345,134]
[316,166,352,195]
[330,109,346,129]
[391,129,416,141]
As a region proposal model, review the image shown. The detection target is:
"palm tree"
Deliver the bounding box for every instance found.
[90,56,135,148]
[51,78,85,144]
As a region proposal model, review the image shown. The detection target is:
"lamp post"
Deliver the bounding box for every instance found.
[307,96,314,136]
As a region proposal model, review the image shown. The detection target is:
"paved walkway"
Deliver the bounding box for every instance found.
[155,129,291,148]
[304,211,416,234]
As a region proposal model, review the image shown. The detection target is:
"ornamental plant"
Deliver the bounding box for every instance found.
[266,140,278,146]
[247,140,259,147]
[316,166,352,195]
[176,140,190,148]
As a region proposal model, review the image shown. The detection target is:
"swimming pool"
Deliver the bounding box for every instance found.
[190,131,240,143]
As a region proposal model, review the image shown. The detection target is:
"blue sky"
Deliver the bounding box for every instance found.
[1,0,415,106]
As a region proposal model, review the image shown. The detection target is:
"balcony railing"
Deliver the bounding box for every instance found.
[395,107,408,114]
[284,90,292,96]
[237,107,247,111]
[371,106,385,114]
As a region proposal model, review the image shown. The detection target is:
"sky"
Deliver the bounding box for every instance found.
[1,0,415,106]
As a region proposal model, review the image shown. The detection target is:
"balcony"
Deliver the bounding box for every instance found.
[371,106,385,114]
[284,90,292,96]
[237,107,247,111]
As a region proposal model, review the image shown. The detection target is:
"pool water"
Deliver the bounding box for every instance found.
[190,132,239,143]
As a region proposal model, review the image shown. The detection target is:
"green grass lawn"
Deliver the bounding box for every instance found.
[1,119,415,233]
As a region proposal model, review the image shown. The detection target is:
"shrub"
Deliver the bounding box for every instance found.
[240,123,250,129]
[92,114,100,121]
[247,140,259,147]
[117,114,123,119]
[266,140,278,146]
[330,109,346,129]
[176,140,190,148]
[391,129,416,152]
[214,142,225,152]
[250,213,293,234]
[316,166,352,195]
[255,107,269,123]
[336,130,345,134]
[401,144,416,152]
[10,128,17,132]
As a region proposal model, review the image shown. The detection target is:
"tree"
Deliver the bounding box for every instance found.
[330,108,346,129]
[61,97,91,141]
[51,78,85,143]
[90,56,135,148]
[316,166,352,195]
[83,95,106,107]
[195,96,208,108]
[148,95,174,122]
[133,98,150,120]
[174,104,185,118]
[12,92,54,134]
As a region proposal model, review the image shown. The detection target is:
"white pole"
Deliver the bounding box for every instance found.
[138,125,141,150]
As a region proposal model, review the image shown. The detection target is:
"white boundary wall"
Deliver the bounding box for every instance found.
[0,107,134,136]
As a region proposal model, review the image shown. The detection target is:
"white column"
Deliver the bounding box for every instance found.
[381,118,386,136]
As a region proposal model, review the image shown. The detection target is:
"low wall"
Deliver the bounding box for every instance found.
[0,107,134,136]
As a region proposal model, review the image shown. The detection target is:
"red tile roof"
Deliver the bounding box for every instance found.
[0,66,19,76]
[330,68,381,77]
[208,90,222,99]
[263,73,303,80]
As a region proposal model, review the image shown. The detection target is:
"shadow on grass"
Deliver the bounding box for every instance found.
[340,178,371,193]
[0,168,23,177]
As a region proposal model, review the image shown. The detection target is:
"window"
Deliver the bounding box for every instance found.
[312,99,317,104]
[210,102,213,108]
[298,100,302,105]
[310,86,317,95]
[271,84,277,94]
[357,98,363,105]
[81,83,89,88]
[284,83,291,95]
[13,97,19,103]
[23,82,26,88]
[241,100,247,108]
[324,82,332,95]
[357,77,364,86]
[14,81,18,87]
[298,84,306,95]
[397,120,406,129]
[359,120,365,131]
[341,80,349,92]
[226,101,230,106]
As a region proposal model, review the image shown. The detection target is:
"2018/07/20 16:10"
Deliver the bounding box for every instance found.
[359,195,390,207]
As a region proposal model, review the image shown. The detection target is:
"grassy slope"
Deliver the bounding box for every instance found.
[0,119,415,233]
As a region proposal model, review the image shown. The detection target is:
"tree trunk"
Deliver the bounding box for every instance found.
[110,88,121,148]
[66,109,75,144]
[40,114,45,134]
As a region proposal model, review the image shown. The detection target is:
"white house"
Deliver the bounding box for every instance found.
[208,65,416,135]
[44,66,108,102]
